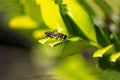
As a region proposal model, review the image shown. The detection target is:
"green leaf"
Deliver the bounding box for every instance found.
[60,38,95,57]
[39,38,63,47]
[39,37,96,57]
[60,12,89,40]
[38,37,81,47]
[110,52,120,62]
[111,32,120,51]
[95,25,111,47]
[93,44,114,58]
[9,15,38,29]
[33,29,50,39]
[93,0,112,15]
[77,0,96,17]
[20,0,43,22]
[63,0,97,42]
[36,0,69,35]
[38,38,49,44]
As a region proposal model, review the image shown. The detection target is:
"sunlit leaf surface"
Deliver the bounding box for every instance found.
[93,44,114,57]
[9,15,38,29]
[36,0,68,34]
[110,52,120,62]
[39,37,95,57]
[63,0,97,42]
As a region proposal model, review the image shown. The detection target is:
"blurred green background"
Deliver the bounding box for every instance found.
[0,0,120,80]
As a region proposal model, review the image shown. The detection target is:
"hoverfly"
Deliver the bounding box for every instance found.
[45,30,67,40]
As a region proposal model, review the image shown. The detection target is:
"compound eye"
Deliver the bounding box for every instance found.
[63,35,67,39]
